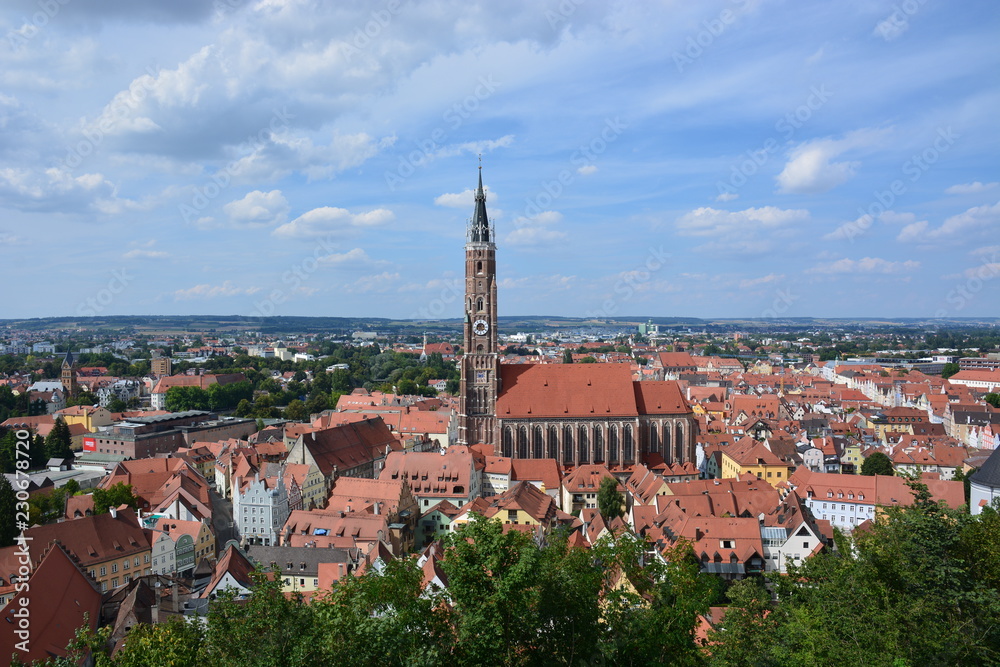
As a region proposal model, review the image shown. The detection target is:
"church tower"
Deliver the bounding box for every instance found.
[61,350,78,397]
[458,165,499,446]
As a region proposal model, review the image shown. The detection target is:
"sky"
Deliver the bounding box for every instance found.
[1,0,998,321]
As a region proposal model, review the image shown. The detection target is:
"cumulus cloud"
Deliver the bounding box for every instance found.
[435,187,496,208]
[676,206,809,236]
[776,128,888,194]
[273,206,394,239]
[945,181,998,195]
[223,189,289,227]
[822,210,923,242]
[0,166,117,212]
[896,202,1000,243]
[173,280,260,300]
[577,165,598,176]
[506,211,568,246]
[807,257,920,275]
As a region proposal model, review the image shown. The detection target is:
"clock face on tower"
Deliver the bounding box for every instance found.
[473,319,489,336]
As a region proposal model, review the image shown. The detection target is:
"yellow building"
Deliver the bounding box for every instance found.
[56,405,113,433]
[719,440,792,487]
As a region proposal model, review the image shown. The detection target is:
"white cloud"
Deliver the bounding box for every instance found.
[434,135,515,159]
[273,206,394,239]
[577,165,598,176]
[506,211,568,246]
[776,128,888,194]
[739,273,785,289]
[971,245,1000,259]
[173,280,260,300]
[318,248,387,267]
[0,166,116,212]
[715,192,738,202]
[823,210,922,242]
[434,185,484,209]
[807,257,920,275]
[945,181,999,195]
[896,202,1000,243]
[123,249,169,259]
[676,206,809,236]
[345,271,401,294]
[874,14,910,41]
[223,189,289,227]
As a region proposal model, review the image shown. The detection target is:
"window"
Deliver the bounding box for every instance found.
[89,570,95,579]
[144,555,149,563]
[123,559,129,569]
[111,578,119,588]
[803,541,809,548]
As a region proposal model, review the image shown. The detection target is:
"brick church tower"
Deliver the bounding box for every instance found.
[458,165,499,446]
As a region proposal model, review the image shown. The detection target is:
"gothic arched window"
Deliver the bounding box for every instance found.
[594,426,604,462]
[563,426,574,464]
[608,425,619,464]
[533,426,544,458]
[518,426,528,459]
[548,426,559,459]
[502,427,513,457]
[578,426,589,464]
[624,424,634,463]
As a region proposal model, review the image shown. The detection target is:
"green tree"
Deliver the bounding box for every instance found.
[106,397,128,413]
[202,569,327,666]
[579,356,597,364]
[45,417,73,461]
[283,399,307,422]
[562,349,573,364]
[0,475,17,547]
[860,451,894,476]
[92,482,141,514]
[707,577,778,667]
[941,362,960,379]
[597,475,624,521]
[985,393,1000,408]
[312,556,454,665]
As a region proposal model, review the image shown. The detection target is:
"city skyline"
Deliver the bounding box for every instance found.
[1,1,998,320]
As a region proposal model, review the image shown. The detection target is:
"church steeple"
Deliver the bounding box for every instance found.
[459,162,499,447]
[469,162,491,243]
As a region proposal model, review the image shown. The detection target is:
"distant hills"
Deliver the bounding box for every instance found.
[0,314,997,336]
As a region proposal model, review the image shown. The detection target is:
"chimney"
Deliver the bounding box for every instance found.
[110,506,118,519]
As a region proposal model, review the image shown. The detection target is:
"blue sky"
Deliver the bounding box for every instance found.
[1,0,997,320]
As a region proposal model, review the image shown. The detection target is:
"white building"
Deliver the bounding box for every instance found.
[234,467,290,547]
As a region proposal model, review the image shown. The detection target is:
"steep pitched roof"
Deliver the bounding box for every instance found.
[497,364,639,418]
[970,446,1000,488]
[0,543,101,664]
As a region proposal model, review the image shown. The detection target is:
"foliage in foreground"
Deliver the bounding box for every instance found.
[20,482,1000,667]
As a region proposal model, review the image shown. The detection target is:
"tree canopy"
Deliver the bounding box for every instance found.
[860,451,894,476]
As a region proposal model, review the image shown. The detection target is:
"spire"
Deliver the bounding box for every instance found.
[469,158,490,243]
